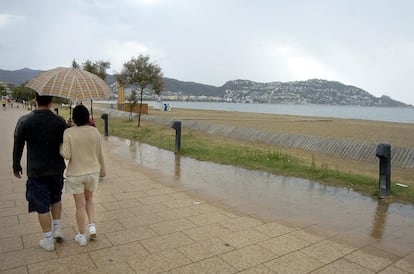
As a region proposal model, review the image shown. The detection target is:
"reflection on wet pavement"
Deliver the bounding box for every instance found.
[106,136,414,255]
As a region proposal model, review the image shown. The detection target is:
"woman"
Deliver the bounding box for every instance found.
[60,105,106,246]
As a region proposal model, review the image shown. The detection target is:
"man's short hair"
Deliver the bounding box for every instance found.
[35,93,54,106]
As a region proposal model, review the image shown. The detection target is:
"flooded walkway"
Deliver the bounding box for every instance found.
[108,138,414,257]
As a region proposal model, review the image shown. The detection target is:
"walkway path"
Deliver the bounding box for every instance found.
[1,107,413,273]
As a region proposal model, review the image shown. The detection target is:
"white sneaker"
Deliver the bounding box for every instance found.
[39,238,55,251]
[53,227,63,243]
[75,233,88,246]
[88,225,96,239]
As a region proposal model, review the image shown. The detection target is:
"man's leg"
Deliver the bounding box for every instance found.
[51,201,63,241]
[37,212,55,251]
[38,212,52,232]
[51,201,62,220]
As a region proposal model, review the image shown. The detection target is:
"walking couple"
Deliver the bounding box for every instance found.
[13,94,106,251]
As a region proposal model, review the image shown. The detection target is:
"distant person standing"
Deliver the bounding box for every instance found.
[13,94,67,251]
[60,104,106,246]
[1,97,6,110]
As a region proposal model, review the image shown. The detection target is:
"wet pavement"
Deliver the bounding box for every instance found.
[1,107,414,273]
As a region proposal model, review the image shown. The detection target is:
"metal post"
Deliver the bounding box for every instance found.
[375,143,391,198]
[101,113,109,137]
[171,120,181,153]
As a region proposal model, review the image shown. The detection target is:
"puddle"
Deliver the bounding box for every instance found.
[106,137,414,253]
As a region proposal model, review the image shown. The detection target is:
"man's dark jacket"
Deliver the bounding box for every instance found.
[13,109,67,177]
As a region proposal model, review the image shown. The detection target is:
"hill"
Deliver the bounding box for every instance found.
[0,68,409,107]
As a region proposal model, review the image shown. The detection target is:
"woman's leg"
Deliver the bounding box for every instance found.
[73,193,87,234]
[85,190,95,225]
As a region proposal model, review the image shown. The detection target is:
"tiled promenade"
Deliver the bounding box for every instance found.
[1,107,413,273]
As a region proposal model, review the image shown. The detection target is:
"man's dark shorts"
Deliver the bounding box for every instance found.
[26,175,64,214]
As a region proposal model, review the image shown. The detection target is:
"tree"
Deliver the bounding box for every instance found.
[0,85,7,97]
[82,60,111,80]
[11,85,36,102]
[80,60,111,119]
[121,55,164,127]
[127,89,138,121]
[72,59,80,69]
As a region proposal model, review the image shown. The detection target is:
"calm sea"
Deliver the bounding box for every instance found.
[100,100,414,124]
[151,101,414,124]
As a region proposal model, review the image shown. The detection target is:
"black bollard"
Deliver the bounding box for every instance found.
[54,108,59,115]
[101,113,109,137]
[171,120,181,153]
[375,143,391,198]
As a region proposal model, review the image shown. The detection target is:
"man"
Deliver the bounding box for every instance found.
[13,93,67,251]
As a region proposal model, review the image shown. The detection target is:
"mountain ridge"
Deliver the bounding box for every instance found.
[0,68,409,107]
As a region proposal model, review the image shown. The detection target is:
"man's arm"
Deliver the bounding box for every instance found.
[12,119,25,178]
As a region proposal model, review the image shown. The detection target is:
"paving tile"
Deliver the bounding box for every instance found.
[163,198,202,209]
[93,193,117,203]
[186,211,231,226]
[140,231,194,253]
[83,262,135,274]
[89,241,149,266]
[254,221,297,237]
[105,226,157,245]
[258,233,310,256]
[218,244,277,271]
[128,249,191,273]
[0,247,57,271]
[345,245,399,272]
[17,213,37,224]
[265,251,324,273]
[0,222,39,239]
[219,216,263,232]
[95,208,134,222]
[300,239,355,264]
[168,192,196,200]
[378,265,411,273]
[312,258,375,274]
[0,266,28,274]
[128,203,170,215]
[178,237,235,262]
[0,215,18,226]
[287,229,327,244]
[392,257,414,273]
[0,206,27,218]
[138,194,174,205]
[112,191,149,201]
[157,207,196,221]
[183,223,233,242]
[144,186,176,196]
[119,213,164,228]
[220,228,269,249]
[237,265,276,274]
[27,253,96,273]
[100,198,142,210]
[0,236,23,252]
[149,218,196,235]
[169,256,237,274]
[0,200,15,209]
[190,203,220,214]
[55,233,113,258]
[91,219,124,234]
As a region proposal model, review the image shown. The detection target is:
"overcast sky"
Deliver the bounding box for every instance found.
[1,0,414,104]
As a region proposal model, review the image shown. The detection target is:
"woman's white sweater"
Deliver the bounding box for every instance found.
[60,125,106,177]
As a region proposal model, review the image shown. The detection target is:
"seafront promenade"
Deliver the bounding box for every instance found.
[1,107,414,273]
